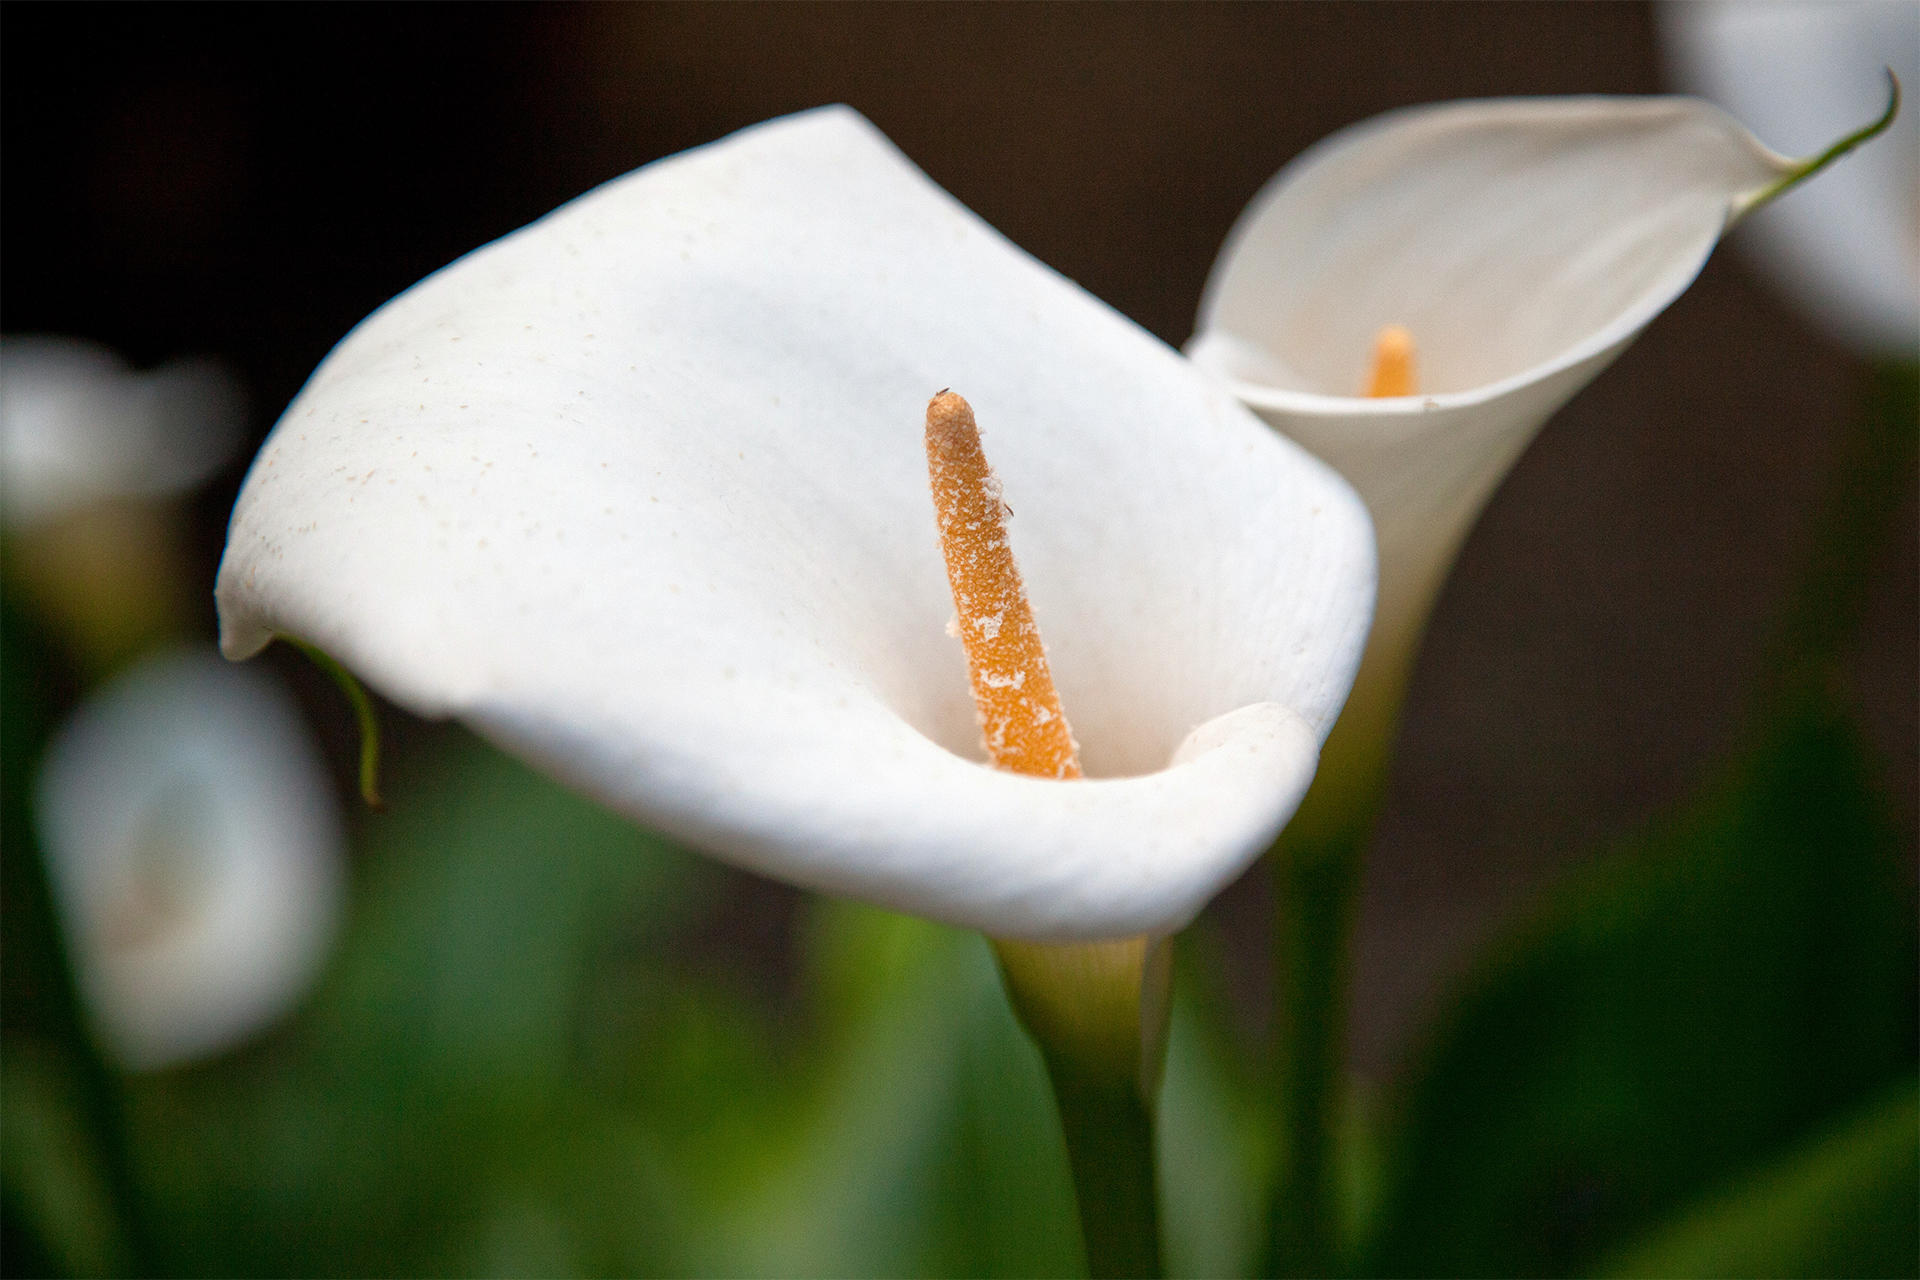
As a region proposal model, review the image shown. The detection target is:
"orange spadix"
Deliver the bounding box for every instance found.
[925,390,1081,780]
[1365,324,1417,398]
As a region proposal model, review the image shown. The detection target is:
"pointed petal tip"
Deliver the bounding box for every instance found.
[1739,65,1905,217]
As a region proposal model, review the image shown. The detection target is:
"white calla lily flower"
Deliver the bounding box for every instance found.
[215,107,1375,943]
[36,649,344,1071]
[1662,0,1919,357]
[1187,91,1895,829]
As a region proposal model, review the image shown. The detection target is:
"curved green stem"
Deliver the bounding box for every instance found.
[1738,69,1900,219]
[286,637,383,807]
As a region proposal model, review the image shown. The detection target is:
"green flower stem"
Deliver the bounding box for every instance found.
[1266,818,1369,1278]
[4,714,147,1273]
[995,936,1171,1278]
[1761,362,1917,709]
[1261,626,1405,1277]
[286,637,383,806]
[1049,1065,1163,1279]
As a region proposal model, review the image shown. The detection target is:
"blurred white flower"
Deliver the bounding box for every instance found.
[215,107,1375,942]
[1187,92,1893,827]
[35,648,344,1070]
[0,336,244,530]
[1662,0,1919,358]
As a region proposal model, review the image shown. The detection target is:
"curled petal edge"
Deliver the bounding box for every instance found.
[467,693,1319,943]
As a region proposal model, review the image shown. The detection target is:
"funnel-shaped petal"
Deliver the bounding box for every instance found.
[1187,95,1856,825]
[216,107,1374,942]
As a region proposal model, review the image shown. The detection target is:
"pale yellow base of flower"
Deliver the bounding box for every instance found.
[992,934,1173,1100]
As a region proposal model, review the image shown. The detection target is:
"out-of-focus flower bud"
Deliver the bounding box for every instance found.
[35,648,345,1070]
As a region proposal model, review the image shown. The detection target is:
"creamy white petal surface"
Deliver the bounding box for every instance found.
[1188,96,1798,782]
[1662,0,1919,357]
[0,336,245,529]
[35,649,344,1070]
[216,107,1375,941]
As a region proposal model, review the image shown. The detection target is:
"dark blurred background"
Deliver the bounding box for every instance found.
[3,4,1914,1276]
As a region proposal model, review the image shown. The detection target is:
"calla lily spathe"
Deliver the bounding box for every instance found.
[216,107,1375,942]
[1187,93,1891,827]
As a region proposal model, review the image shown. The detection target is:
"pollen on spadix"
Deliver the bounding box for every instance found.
[1364,324,1417,398]
[925,391,1081,781]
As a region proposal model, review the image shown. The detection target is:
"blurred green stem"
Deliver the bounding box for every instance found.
[287,636,383,806]
[2,726,150,1274]
[1760,362,1917,708]
[1052,1069,1161,1279]
[995,937,1168,1278]
[1262,618,1404,1278]
[1266,819,1369,1278]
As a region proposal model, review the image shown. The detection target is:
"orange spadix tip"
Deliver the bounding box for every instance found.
[925,391,1081,780]
[1365,324,1417,398]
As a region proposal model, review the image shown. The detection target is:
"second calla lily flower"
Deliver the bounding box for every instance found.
[216,107,1375,942]
[1187,90,1898,829]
